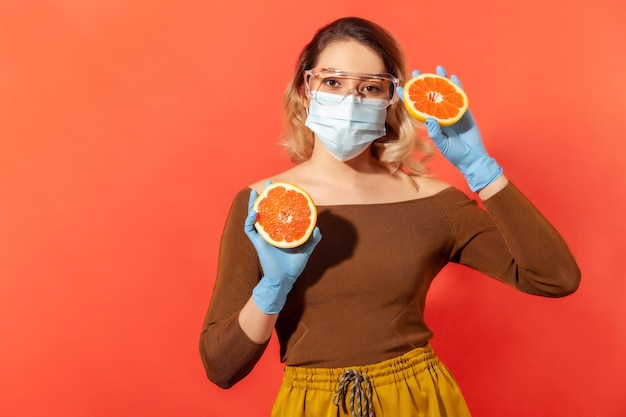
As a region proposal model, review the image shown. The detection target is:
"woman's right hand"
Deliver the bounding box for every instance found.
[244,183,322,315]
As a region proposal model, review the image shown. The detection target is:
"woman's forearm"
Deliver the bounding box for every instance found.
[478,174,509,200]
[238,296,278,344]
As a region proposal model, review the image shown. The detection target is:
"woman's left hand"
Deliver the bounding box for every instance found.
[398,66,503,192]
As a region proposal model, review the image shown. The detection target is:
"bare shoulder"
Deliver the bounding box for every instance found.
[249,177,288,193]
[248,166,304,193]
[412,176,453,197]
[248,178,270,193]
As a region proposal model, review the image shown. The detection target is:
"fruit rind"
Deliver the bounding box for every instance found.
[252,182,317,249]
[402,73,469,127]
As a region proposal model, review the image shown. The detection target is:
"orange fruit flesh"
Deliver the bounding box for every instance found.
[253,183,317,248]
[402,73,469,126]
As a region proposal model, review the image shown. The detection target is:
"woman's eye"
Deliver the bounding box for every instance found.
[324,79,340,88]
[362,84,382,93]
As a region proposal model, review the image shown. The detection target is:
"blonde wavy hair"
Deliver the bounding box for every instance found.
[281,17,432,183]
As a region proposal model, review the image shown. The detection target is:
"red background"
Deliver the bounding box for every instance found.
[1,1,625,416]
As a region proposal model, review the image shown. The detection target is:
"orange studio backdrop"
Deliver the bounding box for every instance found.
[1,1,625,416]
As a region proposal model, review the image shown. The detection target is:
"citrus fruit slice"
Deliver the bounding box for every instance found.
[253,182,317,249]
[402,73,469,126]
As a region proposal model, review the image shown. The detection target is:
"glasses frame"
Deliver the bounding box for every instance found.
[303,68,400,109]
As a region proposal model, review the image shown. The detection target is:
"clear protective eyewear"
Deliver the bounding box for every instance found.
[304,68,400,110]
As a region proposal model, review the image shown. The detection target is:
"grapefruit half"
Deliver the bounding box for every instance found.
[253,182,317,249]
[402,73,469,126]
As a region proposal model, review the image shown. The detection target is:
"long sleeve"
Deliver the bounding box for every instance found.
[200,182,582,376]
[444,181,581,296]
[199,188,269,389]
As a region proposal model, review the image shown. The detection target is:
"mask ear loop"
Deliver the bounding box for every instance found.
[303,90,311,116]
[302,71,313,115]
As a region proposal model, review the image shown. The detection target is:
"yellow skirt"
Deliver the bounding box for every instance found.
[271,344,471,417]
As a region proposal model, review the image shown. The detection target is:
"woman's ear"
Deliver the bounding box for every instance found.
[299,94,310,113]
[299,87,309,108]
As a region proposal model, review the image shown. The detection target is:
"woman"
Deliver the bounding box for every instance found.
[200,16,580,417]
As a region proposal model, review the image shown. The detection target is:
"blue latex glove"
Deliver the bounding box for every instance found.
[397,66,502,192]
[244,182,322,314]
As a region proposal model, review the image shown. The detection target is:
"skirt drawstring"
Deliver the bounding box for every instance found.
[333,369,374,417]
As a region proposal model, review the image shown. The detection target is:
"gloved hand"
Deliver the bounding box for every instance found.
[244,182,322,314]
[398,66,502,192]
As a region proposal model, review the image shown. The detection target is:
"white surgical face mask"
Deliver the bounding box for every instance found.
[304,92,387,161]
